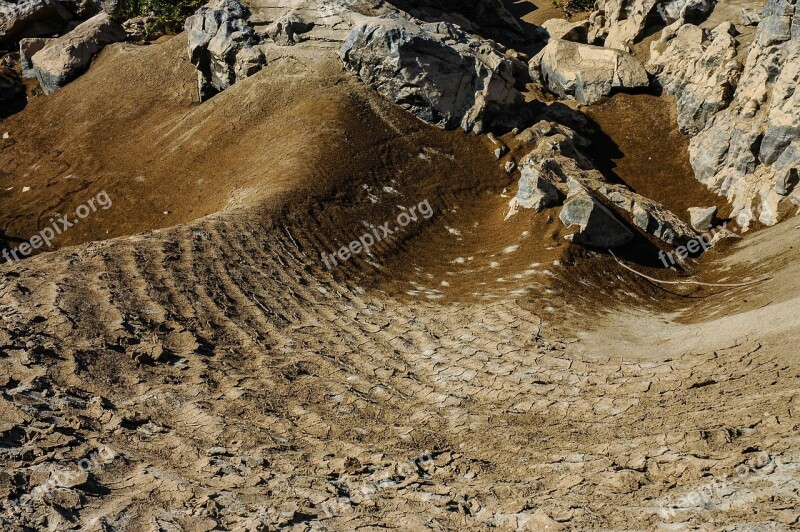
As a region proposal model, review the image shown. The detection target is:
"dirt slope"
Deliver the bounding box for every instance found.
[0,23,798,532]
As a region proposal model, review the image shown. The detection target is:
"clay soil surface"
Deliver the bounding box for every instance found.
[0,27,798,532]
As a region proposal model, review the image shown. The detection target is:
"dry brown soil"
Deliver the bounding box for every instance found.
[0,24,797,532]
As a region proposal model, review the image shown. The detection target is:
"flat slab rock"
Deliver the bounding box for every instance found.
[560,178,635,248]
[340,15,523,133]
[532,39,649,105]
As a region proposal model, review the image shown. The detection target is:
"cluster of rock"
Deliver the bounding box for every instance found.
[647,21,740,135]
[510,121,697,248]
[185,0,266,101]
[589,0,716,50]
[340,15,524,133]
[688,0,800,228]
[389,0,525,43]
[526,16,651,105]
[645,0,800,228]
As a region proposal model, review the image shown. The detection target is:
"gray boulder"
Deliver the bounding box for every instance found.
[341,16,523,133]
[19,36,50,76]
[533,18,589,43]
[688,206,717,231]
[687,0,800,229]
[0,0,71,41]
[516,161,560,211]
[511,122,697,248]
[30,12,125,94]
[648,22,741,135]
[597,182,696,246]
[532,39,649,104]
[186,0,267,102]
[740,7,763,26]
[560,179,635,248]
[589,0,660,49]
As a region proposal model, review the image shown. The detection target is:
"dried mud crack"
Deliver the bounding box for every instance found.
[1,0,799,531]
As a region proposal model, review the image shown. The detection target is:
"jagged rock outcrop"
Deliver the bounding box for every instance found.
[648,22,741,135]
[531,39,649,105]
[0,0,71,41]
[560,178,635,247]
[30,12,125,94]
[589,0,715,50]
[597,181,696,245]
[341,16,524,133]
[186,0,267,101]
[688,0,800,228]
[511,121,697,248]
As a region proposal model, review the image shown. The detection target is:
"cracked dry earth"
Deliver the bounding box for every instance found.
[1,18,800,532]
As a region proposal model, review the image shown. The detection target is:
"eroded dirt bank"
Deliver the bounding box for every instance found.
[0,9,798,532]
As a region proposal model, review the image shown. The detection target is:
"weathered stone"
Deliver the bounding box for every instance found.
[688,206,717,231]
[0,0,71,41]
[516,160,560,211]
[648,22,741,134]
[589,0,659,50]
[559,179,635,248]
[741,7,763,26]
[657,0,715,25]
[512,121,696,247]
[186,0,267,101]
[341,16,523,133]
[31,12,125,94]
[598,182,697,245]
[264,12,313,46]
[687,0,800,229]
[532,39,649,104]
[19,37,50,76]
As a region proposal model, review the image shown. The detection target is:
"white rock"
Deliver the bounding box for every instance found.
[532,39,649,104]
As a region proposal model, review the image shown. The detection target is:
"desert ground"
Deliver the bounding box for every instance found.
[0,0,798,530]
